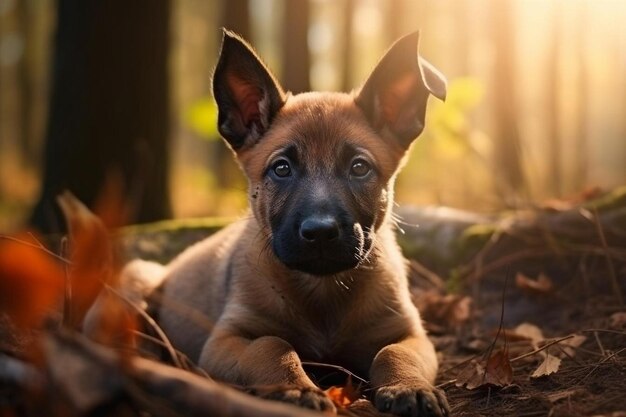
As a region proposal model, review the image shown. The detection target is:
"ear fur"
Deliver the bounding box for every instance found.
[355,31,447,148]
[212,29,286,151]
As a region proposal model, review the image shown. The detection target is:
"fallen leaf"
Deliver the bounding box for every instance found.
[325,376,360,408]
[456,347,513,390]
[546,388,584,403]
[58,191,136,352]
[455,360,486,390]
[484,347,513,387]
[515,272,554,295]
[560,334,587,357]
[0,235,64,329]
[57,191,115,328]
[513,323,544,344]
[416,291,472,329]
[531,354,561,378]
[502,323,544,345]
[609,312,626,330]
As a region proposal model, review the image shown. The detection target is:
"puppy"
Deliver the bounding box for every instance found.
[128,30,448,416]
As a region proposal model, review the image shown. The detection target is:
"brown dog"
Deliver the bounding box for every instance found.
[126,30,448,416]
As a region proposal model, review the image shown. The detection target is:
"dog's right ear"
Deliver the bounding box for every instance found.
[213,29,286,151]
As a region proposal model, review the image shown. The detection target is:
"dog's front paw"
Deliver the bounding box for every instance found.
[374,383,449,417]
[249,385,337,413]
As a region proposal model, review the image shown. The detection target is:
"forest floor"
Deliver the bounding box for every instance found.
[1,190,625,417]
[416,261,626,417]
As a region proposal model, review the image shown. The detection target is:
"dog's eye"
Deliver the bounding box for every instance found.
[350,159,371,177]
[272,160,291,178]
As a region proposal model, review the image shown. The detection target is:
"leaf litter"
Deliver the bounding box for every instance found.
[1,189,626,416]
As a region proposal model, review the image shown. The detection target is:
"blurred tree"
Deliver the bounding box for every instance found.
[385,0,408,44]
[573,1,589,191]
[282,0,310,93]
[17,0,37,167]
[30,0,171,233]
[340,0,355,92]
[490,0,526,203]
[547,0,563,197]
[222,0,251,40]
[215,0,251,191]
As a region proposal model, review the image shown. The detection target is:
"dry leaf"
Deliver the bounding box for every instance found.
[0,235,64,329]
[531,354,561,378]
[58,191,116,328]
[484,347,513,387]
[560,334,587,357]
[609,312,626,330]
[455,360,486,390]
[515,272,554,295]
[513,323,544,345]
[546,388,584,403]
[58,191,136,351]
[456,347,513,390]
[325,382,360,409]
[417,291,472,329]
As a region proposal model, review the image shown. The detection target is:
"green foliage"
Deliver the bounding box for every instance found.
[184,97,219,140]
[396,77,493,208]
[421,76,485,159]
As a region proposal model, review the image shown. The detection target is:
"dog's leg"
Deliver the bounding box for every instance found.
[370,335,449,417]
[199,332,336,412]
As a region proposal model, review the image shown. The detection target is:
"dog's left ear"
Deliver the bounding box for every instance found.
[355,31,447,148]
[213,29,286,151]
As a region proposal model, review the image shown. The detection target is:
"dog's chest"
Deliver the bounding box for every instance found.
[285,304,380,372]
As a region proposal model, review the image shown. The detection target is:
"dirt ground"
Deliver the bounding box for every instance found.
[119,221,626,417]
[1,204,625,417]
[418,262,626,417]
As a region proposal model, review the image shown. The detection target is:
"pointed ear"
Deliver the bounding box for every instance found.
[212,29,286,151]
[355,31,447,148]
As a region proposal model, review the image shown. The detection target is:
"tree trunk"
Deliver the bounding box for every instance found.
[17,0,37,167]
[222,0,252,40]
[547,1,562,197]
[572,1,589,191]
[216,0,252,191]
[490,0,526,204]
[340,0,355,92]
[30,0,171,233]
[282,0,310,93]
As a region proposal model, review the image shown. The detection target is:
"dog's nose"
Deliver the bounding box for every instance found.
[299,216,340,243]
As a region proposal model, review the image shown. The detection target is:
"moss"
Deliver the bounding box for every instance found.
[120,217,234,235]
[583,185,626,212]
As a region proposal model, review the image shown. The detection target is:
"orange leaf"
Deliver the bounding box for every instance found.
[0,235,64,329]
[325,377,360,408]
[57,192,115,328]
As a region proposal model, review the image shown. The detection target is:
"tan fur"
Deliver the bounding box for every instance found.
[119,31,449,416]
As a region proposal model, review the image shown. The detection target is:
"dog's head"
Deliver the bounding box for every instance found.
[213,30,446,276]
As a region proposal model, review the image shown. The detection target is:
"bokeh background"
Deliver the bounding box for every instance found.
[0,0,625,233]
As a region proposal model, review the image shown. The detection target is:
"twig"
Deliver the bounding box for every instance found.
[301,361,368,385]
[576,348,626,384]
[0,235,71,264]
[581,328,626,337]
[61,236,72,327]
[510,335,575,363]
[593,331,606,357]
[105,284,184,369]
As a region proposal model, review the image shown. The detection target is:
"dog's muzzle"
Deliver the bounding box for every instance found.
[272,213,367,276]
